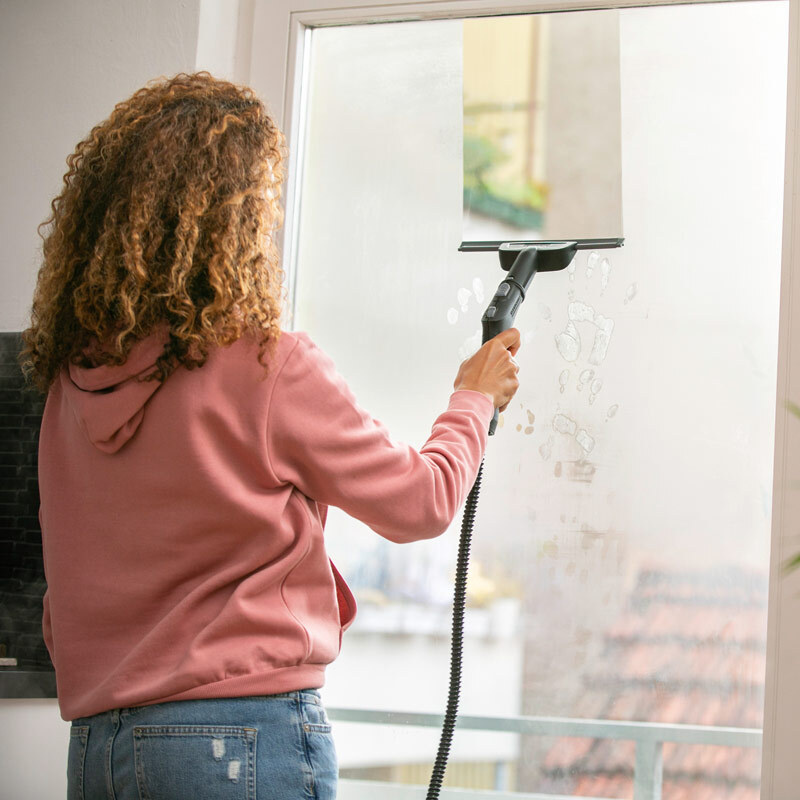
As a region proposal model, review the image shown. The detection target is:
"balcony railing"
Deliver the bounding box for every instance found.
[328,707,763,800]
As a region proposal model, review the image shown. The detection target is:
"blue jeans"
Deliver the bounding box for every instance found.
[67,690,337,800]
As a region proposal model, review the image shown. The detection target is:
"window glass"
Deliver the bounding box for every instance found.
[463,11,623,242]
[293,3,788,795]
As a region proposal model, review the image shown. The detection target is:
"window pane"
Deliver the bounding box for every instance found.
[463,11,623,242]
[294,3,787,796]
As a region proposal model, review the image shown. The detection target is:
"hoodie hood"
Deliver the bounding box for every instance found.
[63,328,170,454]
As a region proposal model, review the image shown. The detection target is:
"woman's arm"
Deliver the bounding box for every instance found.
[265,333,517,543]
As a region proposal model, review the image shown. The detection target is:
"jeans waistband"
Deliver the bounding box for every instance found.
[71,688,323,725]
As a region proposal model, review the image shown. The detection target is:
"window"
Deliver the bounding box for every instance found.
[252,0,798,795]
[463,11,623,242]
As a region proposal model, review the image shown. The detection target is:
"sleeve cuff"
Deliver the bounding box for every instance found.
[448,389,495,421]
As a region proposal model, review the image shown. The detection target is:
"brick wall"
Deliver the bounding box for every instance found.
[0,333,52,671]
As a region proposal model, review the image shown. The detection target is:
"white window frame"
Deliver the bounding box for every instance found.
[245,1,800,796]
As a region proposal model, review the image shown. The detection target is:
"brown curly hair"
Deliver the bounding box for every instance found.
[21,71,286,393]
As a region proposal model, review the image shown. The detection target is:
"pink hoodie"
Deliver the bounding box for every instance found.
[38,329,493,720]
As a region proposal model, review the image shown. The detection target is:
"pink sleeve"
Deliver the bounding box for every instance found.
[266,334,494,543]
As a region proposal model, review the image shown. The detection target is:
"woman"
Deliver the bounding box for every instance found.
[22,72,520,800]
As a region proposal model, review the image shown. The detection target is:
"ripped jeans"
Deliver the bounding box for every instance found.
[67,690,337,800]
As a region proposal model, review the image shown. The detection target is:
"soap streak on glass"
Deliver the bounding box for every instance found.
[586,250,599,277]
[600,257,611,293]
[576,429,596,453]
[578,369,594,391]
[553,413,578,436]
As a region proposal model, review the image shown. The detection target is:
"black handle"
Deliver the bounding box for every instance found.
[480,242,578,435]
[481,284,524,436]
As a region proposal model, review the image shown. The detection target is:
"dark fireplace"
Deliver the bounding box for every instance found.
[0,332,56,697]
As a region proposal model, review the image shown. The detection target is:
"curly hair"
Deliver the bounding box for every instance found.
[21,71,287,393]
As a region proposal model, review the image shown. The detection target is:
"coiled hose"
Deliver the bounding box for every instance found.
[426,458,484,799]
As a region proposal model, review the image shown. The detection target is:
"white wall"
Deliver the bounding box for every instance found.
[0,1,244,796]
[0,700,71,799]
[0,0,252,333]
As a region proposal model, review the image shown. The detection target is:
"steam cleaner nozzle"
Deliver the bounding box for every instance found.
[482,242,578,435]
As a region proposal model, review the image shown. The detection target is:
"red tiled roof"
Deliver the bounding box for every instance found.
[591,641,765,686]
[536,564,765,797]
[607,606,766,646]
[572,775,761,800]
[542,737,595,770]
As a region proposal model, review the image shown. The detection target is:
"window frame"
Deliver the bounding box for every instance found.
[245,1,800,796]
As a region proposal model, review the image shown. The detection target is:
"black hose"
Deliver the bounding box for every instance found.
[426,458,484,799]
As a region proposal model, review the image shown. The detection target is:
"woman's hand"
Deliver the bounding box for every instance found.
[453,328,521,412]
